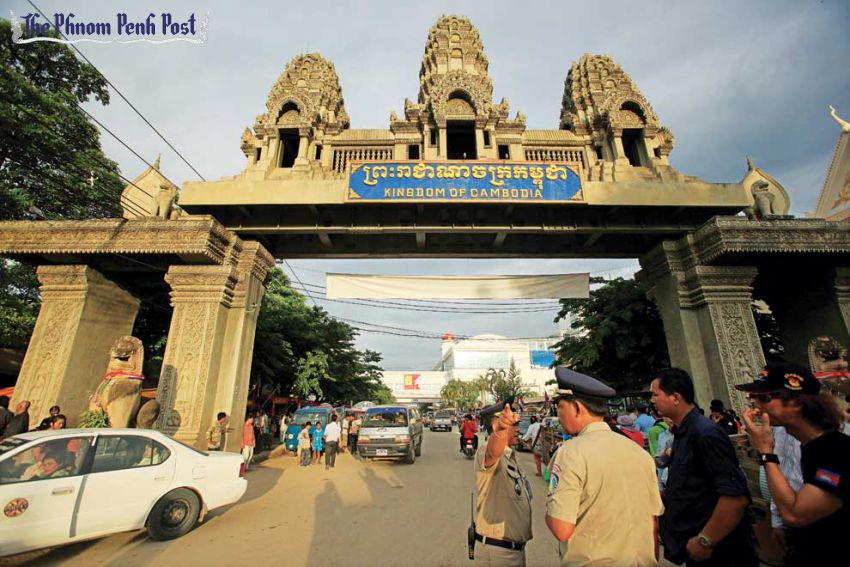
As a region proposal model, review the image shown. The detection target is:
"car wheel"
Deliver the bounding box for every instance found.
[405,444,415,464]
[147,488,200,541]
[414,439,422,457]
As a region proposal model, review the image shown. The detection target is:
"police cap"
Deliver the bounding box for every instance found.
[478,396,515,421]
[552,367,616,400]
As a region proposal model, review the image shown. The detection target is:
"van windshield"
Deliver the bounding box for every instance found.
[293,412,327,426]
[363,409,408,428]
[435,411,452,418]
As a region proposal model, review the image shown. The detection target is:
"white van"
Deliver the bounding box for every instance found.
[356,405,423,464]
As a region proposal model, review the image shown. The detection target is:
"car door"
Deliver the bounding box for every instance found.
[0,435,93,555]
[74,434,176,538]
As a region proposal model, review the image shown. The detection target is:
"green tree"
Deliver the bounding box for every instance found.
[0,19,122,221]
[292,351,328,399]
[552,277,670,391]
[491,358,531,401]
[0,19,124,353]
[251,268,389,405]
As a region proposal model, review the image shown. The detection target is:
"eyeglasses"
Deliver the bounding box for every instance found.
[748,393,780,404]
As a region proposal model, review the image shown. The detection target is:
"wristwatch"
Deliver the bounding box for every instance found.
[758,452,780,466]
[697,533,714,549]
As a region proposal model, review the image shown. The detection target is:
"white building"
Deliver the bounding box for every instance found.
[381,331,567,405]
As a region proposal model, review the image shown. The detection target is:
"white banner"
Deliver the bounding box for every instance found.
[326,273,589,300]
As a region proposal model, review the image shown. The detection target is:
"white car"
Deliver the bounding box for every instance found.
[0,428,247,557]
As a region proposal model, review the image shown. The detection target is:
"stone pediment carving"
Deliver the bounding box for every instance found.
[120,156,180,220]
[740,157,791,219]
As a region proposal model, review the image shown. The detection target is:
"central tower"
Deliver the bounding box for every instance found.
[401,15,524,161]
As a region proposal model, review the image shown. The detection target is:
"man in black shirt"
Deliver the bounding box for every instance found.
[738,362,849,567]
[650,368,756,566]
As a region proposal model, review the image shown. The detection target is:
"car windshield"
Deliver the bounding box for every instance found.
[293,412,327,426]
[0,437,28,456]
[435,411,452,418]
[362,409,408,427]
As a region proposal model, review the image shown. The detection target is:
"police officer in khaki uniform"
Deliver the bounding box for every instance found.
[473,397,533,567]
[545,368,664,567]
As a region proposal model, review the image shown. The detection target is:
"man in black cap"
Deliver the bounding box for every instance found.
[737,361,849,567]
[545,367,663,566]
[651,368,756,567]
[472,397,532,566]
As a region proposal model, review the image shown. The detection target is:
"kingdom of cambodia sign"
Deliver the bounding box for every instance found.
[347,161,584,203]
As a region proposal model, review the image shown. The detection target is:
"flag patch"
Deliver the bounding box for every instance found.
[815,468,841,487]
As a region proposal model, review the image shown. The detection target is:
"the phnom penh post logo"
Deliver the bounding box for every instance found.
[10,9,209,44]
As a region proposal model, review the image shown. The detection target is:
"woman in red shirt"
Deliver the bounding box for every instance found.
[459,414,478,451]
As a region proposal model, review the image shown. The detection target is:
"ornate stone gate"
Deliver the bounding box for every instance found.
[2,15,848,447]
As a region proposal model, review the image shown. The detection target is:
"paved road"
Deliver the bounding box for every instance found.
[4,429,574,567]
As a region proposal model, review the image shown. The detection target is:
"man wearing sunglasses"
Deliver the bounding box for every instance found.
[737,362,850,567]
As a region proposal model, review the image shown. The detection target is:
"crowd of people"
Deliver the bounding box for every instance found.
[0,397,67,441]
[472,363,850,567]
[205,409,364,472]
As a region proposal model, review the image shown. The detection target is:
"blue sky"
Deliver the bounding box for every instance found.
[9,0,850,369]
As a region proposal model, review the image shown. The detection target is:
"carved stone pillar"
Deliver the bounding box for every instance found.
[294,128,310,167]
[213,242,275,451]
[678,266,765,414]
[156,265,237,447]
[438,128,447,159]
[640,243,765,414]
[834,267,850,338]
[12,266,139,426]
[474,128,485,160]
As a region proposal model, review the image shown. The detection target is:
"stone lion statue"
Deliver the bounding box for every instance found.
[89,336,160,428]
[744,180,776,220]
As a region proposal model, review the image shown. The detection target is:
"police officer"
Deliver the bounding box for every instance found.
[545,368,664,566]
[473,397,533,567]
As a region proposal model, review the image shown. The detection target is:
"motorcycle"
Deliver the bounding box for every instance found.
[461,436,476,459]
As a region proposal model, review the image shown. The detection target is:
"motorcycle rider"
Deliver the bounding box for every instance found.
[460,413,479,452]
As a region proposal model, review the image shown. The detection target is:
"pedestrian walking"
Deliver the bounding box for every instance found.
[207,412,231,451]
[709,399,740,435]
[241,415,256,471]
[324,413,342,469]
[48,414,66,430]
[311,422,324,465]
[646,407,670,457]
[634,403,655,438]
[36,405,61,431]
[472,398,532,567]
[520,416,541,476]
[737,362,849,567]
[545,367,663,566]
[3,400,30,438]
[349,414,361,454]
[651,368,757,567]
[616,414,645,446]
[298,422,312,466]
[341,413,350,453]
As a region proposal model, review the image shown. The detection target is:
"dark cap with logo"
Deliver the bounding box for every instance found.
[479,396,515,421]
[734,362,821,395]
[552,367,616,400]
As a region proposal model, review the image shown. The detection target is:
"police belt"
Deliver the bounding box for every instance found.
[474,533,526,551]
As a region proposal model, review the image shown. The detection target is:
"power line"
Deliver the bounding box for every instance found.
[74,103,180,189]
[6,157,150,219]
[283,259,318,308]
[292,280,561,308]
[287,285,561,314]
[9,102,158,201]
[27,0,207,181]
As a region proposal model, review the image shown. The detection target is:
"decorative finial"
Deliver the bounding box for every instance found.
[746,156,755,171]
[829,105,850,133]
[153,154,161,171]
